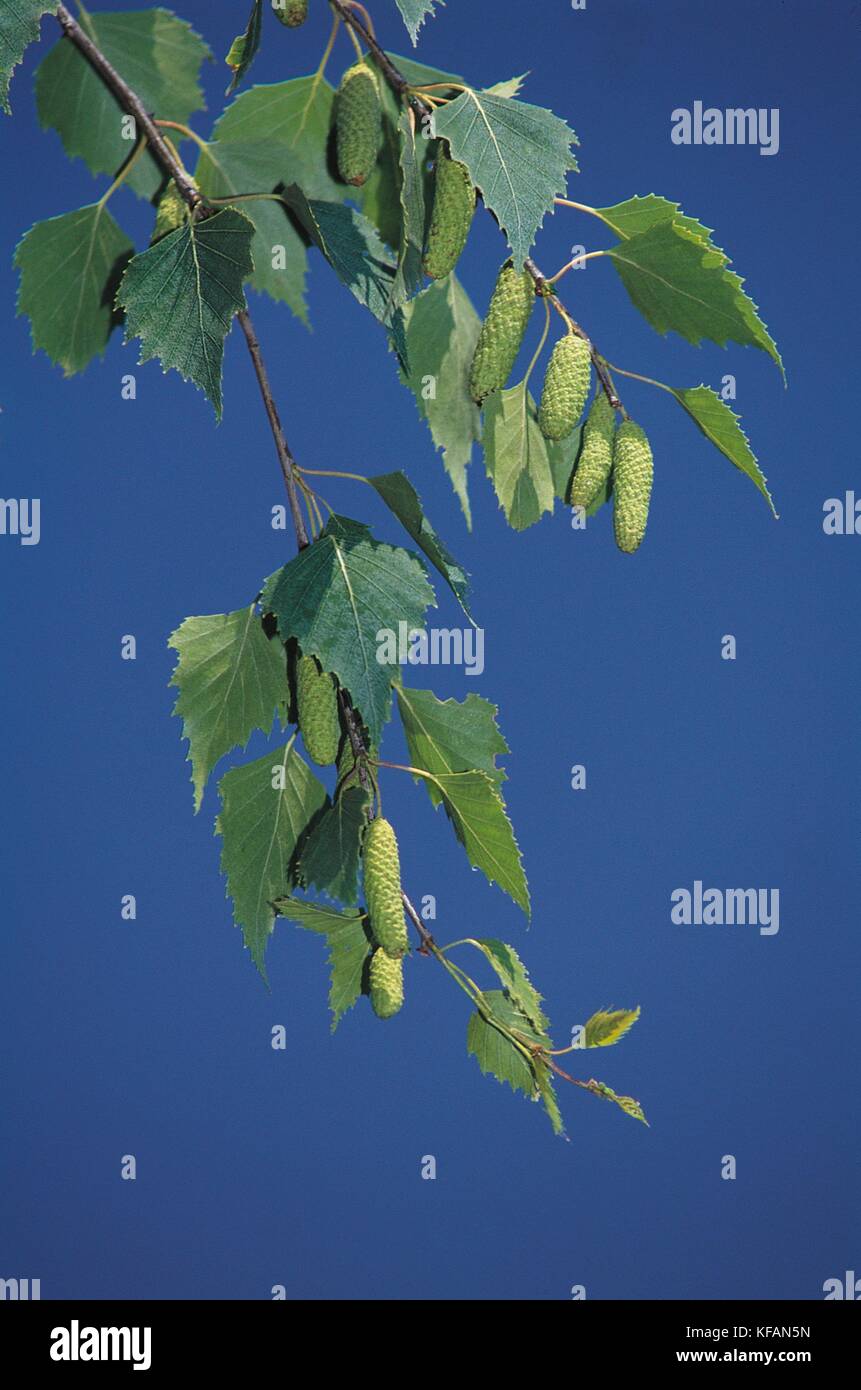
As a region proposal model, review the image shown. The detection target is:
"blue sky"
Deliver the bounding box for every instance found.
[0,0,858,1300]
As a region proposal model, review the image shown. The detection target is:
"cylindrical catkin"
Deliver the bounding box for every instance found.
[363,817,408,958]
[296,653,341,766]
[336,61,382,187]
[537,334,592,441]
[369,948,404,1019]
[423,149,475,280]
[468,264,535,404]
[570,392,616,509]
[612,420,654,553]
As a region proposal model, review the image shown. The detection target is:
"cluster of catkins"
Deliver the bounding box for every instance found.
[294,654,407,1020]
[328,47,653,552]
[468,266,654,553]
[332,54,477,268]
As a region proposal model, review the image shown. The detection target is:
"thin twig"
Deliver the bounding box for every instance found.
[525,258,622,409]
[328,0,428,113]
[337,691,372,795]
[236,311,309,549]
[55,3,202,211]
[55,4,313,547]
[546,1057,592,1090]
[402,890,437,954]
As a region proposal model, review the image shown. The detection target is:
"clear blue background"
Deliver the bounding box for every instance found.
[1,0,858,1301]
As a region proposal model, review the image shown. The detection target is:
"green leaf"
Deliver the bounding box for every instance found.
[616,1095,647,1124]
[194,141,309,322]
[15,203,133,375]
[213,74,345,203]
[225,0,263,95]
[217,741,328,975]
[483,75,528,100]
[424,770,529,917]
[272,896,372,1030]
[430,88,578,264]
[479,993,552,1061]
[583,1007,641,1048]
[35,5,211,201]
[395,0,437,45]
[671,384,777,517]
[546,424,583,501]
[482,382,555,530]
[535,1062,564,1136]
[389,108,426,309]
[400,274,482,527]
[283,187,407,365]
[467,990,562,1134]
[297,786,371,907]
[261,516,436,745]
[606,220,783,376]
[369,471,472,618]
[586,1080,648,1126]
[467,994,535,1098]
[1,0,56,114]
[359,67,403,251]
[471,939,548,1035]
[384,52,463,90]
[362,54,462,251]
[396,686,508,808]
[168,606,288,813]
[116,208,254,419]
[593,193,713,244]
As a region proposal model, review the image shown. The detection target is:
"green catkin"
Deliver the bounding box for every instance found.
[296,654,340,766]
[423,149,476,280]
[537,333,592,441]
[369,947,404,1019]
[468,264,535,404]
[150,183,187,243]
[363,817,408,958]
[272,0,308,25]
[570,391,616,509]
[612,420,654,554]
[336,62,382,187]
